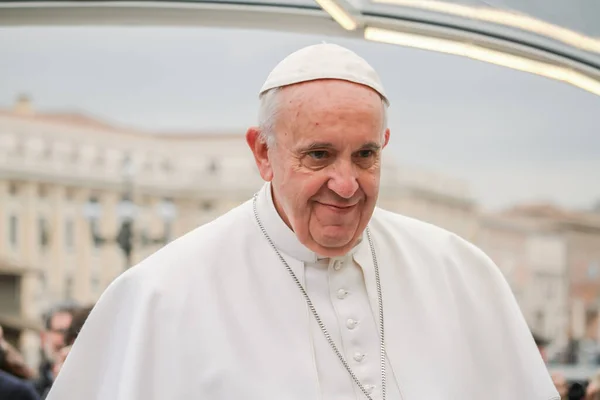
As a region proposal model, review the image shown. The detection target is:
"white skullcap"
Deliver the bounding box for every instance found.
[259,43,389,105]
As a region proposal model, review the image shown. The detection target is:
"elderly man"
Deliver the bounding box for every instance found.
[46,44,559,400]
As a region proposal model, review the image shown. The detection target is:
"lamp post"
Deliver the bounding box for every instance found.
[83,155,177,269]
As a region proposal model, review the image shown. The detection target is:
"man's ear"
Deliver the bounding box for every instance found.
[382,128,390,149]
[246,127,273,181]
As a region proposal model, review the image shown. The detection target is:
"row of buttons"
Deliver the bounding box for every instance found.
[332,259,367,381]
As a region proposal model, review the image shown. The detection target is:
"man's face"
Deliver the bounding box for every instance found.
[45,312,72,357]
[253,79,389,257]
[551,373,568,398]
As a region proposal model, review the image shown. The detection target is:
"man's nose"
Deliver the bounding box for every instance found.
[327,161,359,199]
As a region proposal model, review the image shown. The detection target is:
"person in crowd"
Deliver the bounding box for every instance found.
[46,43,559,400]
[550,372,568,399]
[34,302,77,397]
[0,325,40,400]
[46,304,95,385]
[0,325,35,380]
[586,371,600,400]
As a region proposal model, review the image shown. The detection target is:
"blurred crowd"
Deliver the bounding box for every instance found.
[0,302,94,400]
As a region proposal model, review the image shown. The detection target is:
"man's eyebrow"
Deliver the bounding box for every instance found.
[360,142,382,151]
[297,141,382,152]
[298,142,336,152]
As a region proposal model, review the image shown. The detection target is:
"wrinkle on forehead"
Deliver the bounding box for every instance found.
[275,80,384,142]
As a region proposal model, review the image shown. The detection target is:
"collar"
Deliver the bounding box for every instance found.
[254,182,364,263]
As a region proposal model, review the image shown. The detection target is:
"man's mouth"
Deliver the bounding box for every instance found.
[316,201,358,212]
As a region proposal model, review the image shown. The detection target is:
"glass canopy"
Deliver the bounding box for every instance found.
[1,0,598,94]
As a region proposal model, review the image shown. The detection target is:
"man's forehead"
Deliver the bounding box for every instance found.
[283,79,382,105]
[51,312,73,325]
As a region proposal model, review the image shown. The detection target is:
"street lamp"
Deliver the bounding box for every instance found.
[83,154,177,269]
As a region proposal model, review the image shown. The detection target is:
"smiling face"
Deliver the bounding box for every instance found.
[247,79,390,257]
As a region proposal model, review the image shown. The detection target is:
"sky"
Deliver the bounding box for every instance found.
[0,25,598,211]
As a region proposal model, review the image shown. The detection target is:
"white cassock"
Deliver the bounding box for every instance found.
[47,182,559,400]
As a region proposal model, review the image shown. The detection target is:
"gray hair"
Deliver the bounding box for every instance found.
[258,86,388,148]
[43,300,80,330]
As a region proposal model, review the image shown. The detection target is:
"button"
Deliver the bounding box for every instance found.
[353,352,365,362]
[346,319,358,329]
[333,261,342,271]
[337,289,348,299]
[365,385,375,394]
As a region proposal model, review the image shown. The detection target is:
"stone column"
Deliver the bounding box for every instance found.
[19,182,41,370]
[73,188,93,304]
[19,182,39,318]
[99,191,123,287]
[48,185,67,304]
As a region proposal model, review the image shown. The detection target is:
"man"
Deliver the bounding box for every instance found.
[550,372,568,400]
[35,303,77,397]
[47,43,559,399]
[47,304,95,385]
[0,370,40,400]
[0,326,40,400]
[0,325,35,380]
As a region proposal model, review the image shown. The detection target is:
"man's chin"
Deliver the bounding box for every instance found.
[308,235,358,257]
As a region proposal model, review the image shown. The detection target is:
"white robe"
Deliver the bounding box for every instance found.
[47,183,559,400]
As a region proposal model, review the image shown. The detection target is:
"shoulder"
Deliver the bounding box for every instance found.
[371,207,482,254]
[0,371,39,400]
[103,199,256,293]
[370,207,499,278]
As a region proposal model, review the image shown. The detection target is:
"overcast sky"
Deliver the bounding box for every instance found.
[0,26,598,211]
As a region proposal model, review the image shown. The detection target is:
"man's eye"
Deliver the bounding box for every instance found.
[357,150,374,158]
[308,150,329,160]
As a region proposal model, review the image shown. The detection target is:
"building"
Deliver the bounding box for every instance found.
[379,163,478,240]
[475,204,600,362]
[504,205,600,363]
[0,95,477,368]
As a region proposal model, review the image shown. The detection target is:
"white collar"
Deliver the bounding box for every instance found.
[255,182,364,264]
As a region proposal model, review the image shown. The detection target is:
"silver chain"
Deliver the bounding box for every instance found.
[252,194,386,400]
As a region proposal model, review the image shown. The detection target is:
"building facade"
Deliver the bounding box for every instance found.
[475,205,600,362]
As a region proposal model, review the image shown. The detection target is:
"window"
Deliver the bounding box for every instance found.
[161,159,173,173]
[91,275,100,293]
[38,184,48,198]
[42,143,52,159]
[65,187,76,201]
[535,310,545,332]
[588,261,600,280]
[38,217,49,249]
[201,200,214,211]
[40,272,47,291]
[207,160,219,174]
[163,221,173,243]
[64,275,74,300]
[546,281,554,300]
[90,219,100,249]
[65,218,74,250]
[9,215,18,248]
[8,182,17,196]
